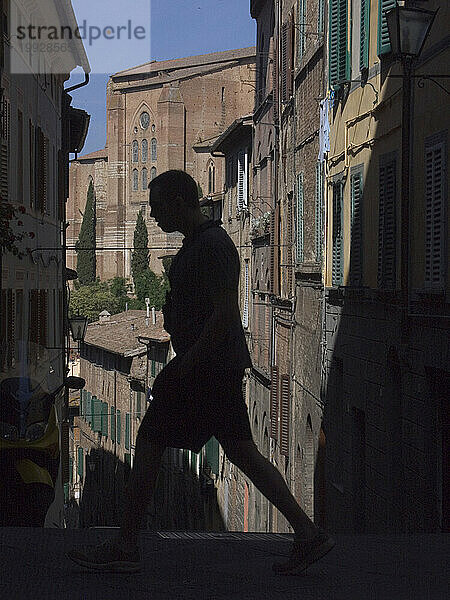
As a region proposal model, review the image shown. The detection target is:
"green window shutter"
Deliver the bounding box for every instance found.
[101,402,108,437]
[296,173,304,264]
[69,457,73,483]
[378,0,396,56]
[332,181,344,286]
[77,447,84,478]
[297,0,306,62]
[136,392,142,418]
[125,413,130,450]
[318,0,325,34]
[151,359,156,377]
[378,154,397,289]
[86,391,92,425]
[360,0,370,69]
[329,0,349,87]
[424,132,447,289]
[110,407,116,442]
[205,436,219,475]
[117,409,121,445]
[350,168,364,286]
[92,397,102,433]
[315,162,324,262]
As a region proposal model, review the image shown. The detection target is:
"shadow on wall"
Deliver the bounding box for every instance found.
[319,50,449,534]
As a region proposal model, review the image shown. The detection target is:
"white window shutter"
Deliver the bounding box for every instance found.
[237,151,245,213]
[243,150,248,209]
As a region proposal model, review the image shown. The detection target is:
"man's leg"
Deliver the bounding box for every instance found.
[221,439,318,540]
[116,432,167,549]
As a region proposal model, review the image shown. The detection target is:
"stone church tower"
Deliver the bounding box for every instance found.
[67,47,256,280]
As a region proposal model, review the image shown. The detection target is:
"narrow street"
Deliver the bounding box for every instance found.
[1,527,448,599]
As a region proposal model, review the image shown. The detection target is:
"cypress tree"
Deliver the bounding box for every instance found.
[75,180,96,285]
[131,210,149,285]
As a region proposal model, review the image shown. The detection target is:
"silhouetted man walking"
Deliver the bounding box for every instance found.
[67,170,334,575]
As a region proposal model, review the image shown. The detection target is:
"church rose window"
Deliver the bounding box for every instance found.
[140,112,150,129]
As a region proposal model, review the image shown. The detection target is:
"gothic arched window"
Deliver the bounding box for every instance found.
[142,139,148,163]
[132,140,139,163]
[132,168,138,191]
[151,167,157,181]
[142,167,148,191]
[151,138,157,162]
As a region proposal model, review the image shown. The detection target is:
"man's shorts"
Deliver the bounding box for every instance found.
[138,354,253,453]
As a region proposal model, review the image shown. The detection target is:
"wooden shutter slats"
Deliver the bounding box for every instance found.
[425,140,445,286]
[332,182,344,286]
[296,173,304,264]
[270,365,279,439]
[280,374,290,456]
[350,170,363,286]
[378,157,397,289]
[315,162,324,262]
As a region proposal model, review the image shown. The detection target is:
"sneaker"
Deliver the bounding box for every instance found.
[272,529,335,576]
[66,538,141,573]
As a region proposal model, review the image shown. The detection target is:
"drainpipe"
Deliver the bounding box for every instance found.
[65,71,90,94]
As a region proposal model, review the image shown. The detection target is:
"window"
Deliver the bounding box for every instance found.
[125,413,130,450]
[270,365,279,440]
[332,181,344,286]
[243,260,249,329]
[280,374,290,456]
[378,153,397,289]
[281,15,294,102]
[92,397,102,432]
[378,0,396,56]
[318,0,325,34]
[101,402,108,436]
[297,0,306,62]
[132,140,138,162]
[237,151,248,212]
[132,168,138,191]
[151,138,157,161]
[350,166,364,286]
[151,167,157,181]
[329,0,349,87]
[116,409,121,444]
[77,447,84,478]
[360,0,370,70]
[142,167,148,191]
[208,162,215,194]
[296,172,304,263]
[315,162,324,262]
[110,406,116,442]
[142,139,148,163]
[424,132,447,289]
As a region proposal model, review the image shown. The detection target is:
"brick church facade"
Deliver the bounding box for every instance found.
[67,47,256,279]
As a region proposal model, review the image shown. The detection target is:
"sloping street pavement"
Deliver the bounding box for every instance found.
[0,528,448,600]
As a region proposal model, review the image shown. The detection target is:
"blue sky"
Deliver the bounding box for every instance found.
[68,0,256,156]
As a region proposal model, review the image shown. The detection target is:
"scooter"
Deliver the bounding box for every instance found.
[0,375,84,526]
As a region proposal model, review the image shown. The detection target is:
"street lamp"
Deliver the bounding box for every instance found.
[68,314,88,343]
[386,5,436,59]
[385,4,437,334]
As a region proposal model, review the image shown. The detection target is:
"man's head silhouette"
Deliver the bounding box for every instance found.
[149,170,205,235]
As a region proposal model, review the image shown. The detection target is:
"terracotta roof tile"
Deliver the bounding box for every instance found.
[76,147,108,161]
[113,46,256,78]
[84,310,170,356]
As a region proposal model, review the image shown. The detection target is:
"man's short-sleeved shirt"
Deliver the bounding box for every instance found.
[162,219,252,370]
